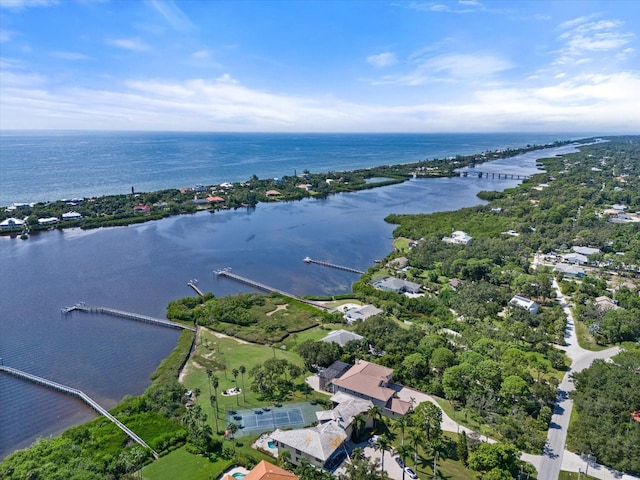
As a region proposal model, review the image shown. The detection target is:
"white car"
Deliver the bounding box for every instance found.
[404,467,418,479]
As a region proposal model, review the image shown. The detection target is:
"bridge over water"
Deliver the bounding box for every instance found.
[459,170,531,180]
[0,365,159,458]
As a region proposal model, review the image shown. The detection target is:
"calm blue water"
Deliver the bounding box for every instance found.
[0,133,580,459]
[0,132,578,206]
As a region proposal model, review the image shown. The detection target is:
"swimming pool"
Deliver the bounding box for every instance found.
[232,473,246,480]
[267,440,275,449]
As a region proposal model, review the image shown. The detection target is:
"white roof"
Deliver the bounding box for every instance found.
[320,329,364,347]
[0,217,25,227]
[572,246,601,256]
[270,421,347,462]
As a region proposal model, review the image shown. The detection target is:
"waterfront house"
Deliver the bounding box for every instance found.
[37,217,59,225]
[62,211,82,221]
[509,295,539,314]
[0,217,26,230]
[442,230,473,245]
[372,277,422,295]
[332,359,412,418]
[206,196,225,203]
[320,329,364,347]
[265,190,281,197]
[133,205,150,214]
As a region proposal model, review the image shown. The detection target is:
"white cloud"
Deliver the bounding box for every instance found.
[191,49,210,60]
[1,59,638,133]
[106,37,150,52]
[147,0,195,32]
[426,53,512,78]
[0,29,18,42]
[555,17,634,64]
[370,52,512,86]
[50,51,92,61]
[0,0,57,10]
[366,52,397,68]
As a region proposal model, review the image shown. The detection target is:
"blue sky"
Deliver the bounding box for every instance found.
[0,0,638,133]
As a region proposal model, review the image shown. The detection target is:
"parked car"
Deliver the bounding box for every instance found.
[368,435,378,445]
[395,456,405,468]
[404,467,418,479]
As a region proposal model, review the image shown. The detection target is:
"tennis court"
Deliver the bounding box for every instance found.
[227,402,322,437]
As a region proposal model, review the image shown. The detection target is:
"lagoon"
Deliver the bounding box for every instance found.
[0,141,578,459]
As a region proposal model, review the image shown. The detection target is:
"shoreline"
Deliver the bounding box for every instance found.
[1,138,580,237]
[0,139,567,460]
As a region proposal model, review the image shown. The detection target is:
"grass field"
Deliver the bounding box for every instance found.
[140,446,230,480]
[181,326,327,435]
[574,317,608,351]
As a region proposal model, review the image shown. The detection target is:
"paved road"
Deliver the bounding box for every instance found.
[537,280,621,480]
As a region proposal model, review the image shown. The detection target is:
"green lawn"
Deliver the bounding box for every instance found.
[182,327,321,434]
[140,446,232,480]
[573,317,608,351]
[559,471,598,480]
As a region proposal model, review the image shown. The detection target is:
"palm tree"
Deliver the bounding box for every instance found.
[408,427,424,469]
[351,413,366,442]
[374,434,391,475]
[395,414,409,446]
[212,375,219,419]
[210,395,219,433]
[396,444,413,480]
[431,438,442,480]
[206,368,213,398]
[239,365,246,402]
[277,449,291,467]
[232,368,240,405]
[226,422,239,442]
[367,405,383,430]
[194,387,201,402]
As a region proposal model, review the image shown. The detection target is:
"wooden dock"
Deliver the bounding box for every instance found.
[63,304,195,331]
[303,257,365,274]
[0,365,159,458]
[214,268,327,309]
[187,280,204,297]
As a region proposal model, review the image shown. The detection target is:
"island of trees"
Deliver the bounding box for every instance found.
[1,136,638,480]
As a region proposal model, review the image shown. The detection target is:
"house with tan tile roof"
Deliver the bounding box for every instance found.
[221,460,298,480]
[331,359,411,418]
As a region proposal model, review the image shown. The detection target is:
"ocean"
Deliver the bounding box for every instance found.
[0,131,580,206]
[0,132,581,459]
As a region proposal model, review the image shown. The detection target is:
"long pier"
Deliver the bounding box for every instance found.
[214,268,327,309]
[303,257,365,274]
[63,304,195,332]
[0,365,159,458]
[459,170,530,180]
[187,280,204,297]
